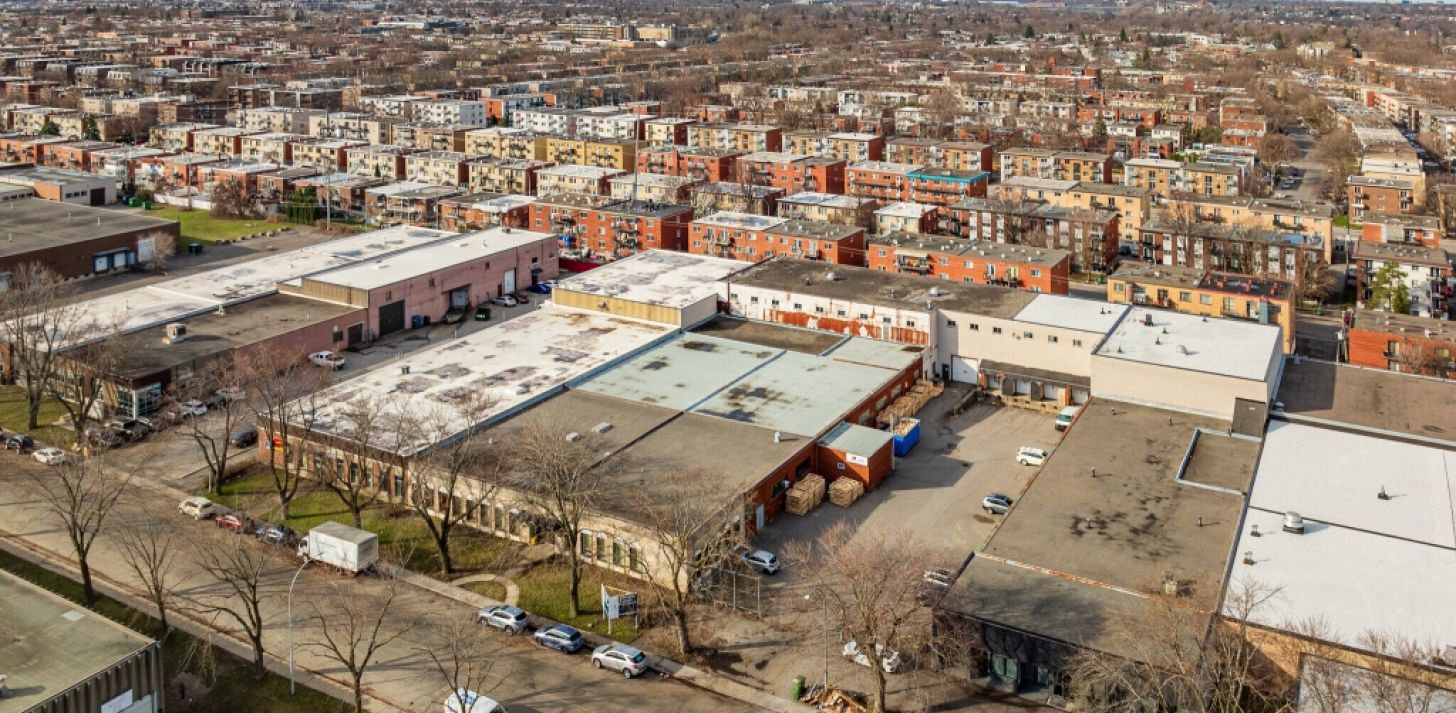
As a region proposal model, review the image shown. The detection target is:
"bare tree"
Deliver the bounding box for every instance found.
[511,418,613,618]
[1257,133,1295,173]
[629,468,741,656]
[114,512,180,634]
[143,230,179,273]
[210,179,253,219]
[26,455,131,604]
[311,393,402,529]
[302,578,410,713]
[241,345,330,518]
[786,522,935,713]
[421,618,502,713]
[172,356,251,494]
[0,263,84,429]
[193,539,276,679]
[405,396,503,575]
[45,325,123,450]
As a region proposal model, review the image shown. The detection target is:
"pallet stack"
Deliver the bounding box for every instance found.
[828,477,865,507]
[785,474,827,515]
[876,379,945,426]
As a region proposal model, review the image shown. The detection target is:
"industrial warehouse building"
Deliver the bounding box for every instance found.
[0,199,179,284]
[0,571,162,713]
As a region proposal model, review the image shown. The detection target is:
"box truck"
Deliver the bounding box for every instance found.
[298,521,379,575]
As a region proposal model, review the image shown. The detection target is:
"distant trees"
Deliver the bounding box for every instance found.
[1365,262,1412,314]
[210,179,252,219]
[0,264,82,429]
[1258,134,1295,171]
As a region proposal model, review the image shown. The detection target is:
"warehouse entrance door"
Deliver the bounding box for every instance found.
[378,300,405,336]
[502,268,516,295]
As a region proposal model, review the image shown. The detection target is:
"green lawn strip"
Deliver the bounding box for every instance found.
[216,466,520,576]
[459,580,508,600]
[0,547,347,713]
[0,384,74,447]
[145,206,272,245]
[514,561,651,644]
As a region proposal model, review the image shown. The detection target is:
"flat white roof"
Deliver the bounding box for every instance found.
[741,151,805,164]
[538,164,623,179]
[693,212,786,231]
[1229,421,1456,650]
[555,250,746,310]
[306,305,673,450]
[296,227,553,292]
[875,201,936,218]
[1093,307,1281,381]
[61,226,451,345]
[610,173,695,188]
[364,181,435,197]
[778,192,871,209]
[472,194,536,212]
[1013,295,1129,335]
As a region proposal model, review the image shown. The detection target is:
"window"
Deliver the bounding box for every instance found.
[1048,335,1058,344]
[1073,339,1083,347]
[969,323,979,331]
[1030,269,1041,278]
[946,319,957,327]
[1199,294,1212,305]
[793,303,802,310]
[1023,331,1034,339]
[906,320,916,328]
[749,295,759,303]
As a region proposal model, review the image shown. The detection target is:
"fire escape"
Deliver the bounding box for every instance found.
[612,217,641,258]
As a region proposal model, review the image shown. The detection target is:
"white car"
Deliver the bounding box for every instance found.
[476,604,529,634]
[179,399,209,417]
[309,351,346,369]
[591,644,650,678]
[1016,446,1048,466]
[32,447,67,465]
[740,549,780,575]
[178,496,217,520]
[443,689,507,713]
[842,640,901,674]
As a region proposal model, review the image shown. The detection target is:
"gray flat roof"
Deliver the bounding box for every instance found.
[0,571,155,713]
[730,258,1037,319]
[690,316,845,355]
[820,336,923,371]
[576,334,783,411]
[982,400,1252,610]
[0,199,176,259]
[691,350,898,437]
[1275,360,1456,442]
[819,421,892,457]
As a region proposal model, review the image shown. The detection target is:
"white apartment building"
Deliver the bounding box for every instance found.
[413,100,488,128]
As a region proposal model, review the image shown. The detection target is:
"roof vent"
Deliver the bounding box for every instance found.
[163,322,186,344]
[774,431,783,443]
[592,421,613,434]
[825,271,838,281]
[1282,512,1305,534]
[565,431,582,442]
[928,286,941,297]
[400,365,410,375]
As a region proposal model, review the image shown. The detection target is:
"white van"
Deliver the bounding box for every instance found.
[1054,406,1080,432]
[444,690,506,713]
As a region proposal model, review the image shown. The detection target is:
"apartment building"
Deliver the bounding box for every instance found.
[941,141,994,173]
[413,100,487,127]
[526,193,694,260]
[309,112,399,146]
[483,94,548,124]
[636,146,741,182]
[825,132,885,162]
[904,168,990,209]
[1053,151,1114,183]
[1347,176,1417,222]
[237,132,301,165]
[346,144,416,180]
[1164,194,1337,262]
[1361,213,1441,249]
[403,151,473,187]
[688,212,865,265]
[874,202,939,235]
[148,122,218,152]
[1106,263,1296,353]
[466,157,549,196]
[1124,158,1240,197]
[949,198,1121,273]
[237,106,324,134]
[535,164,626,197]
[1352,241,1454,319]
[608,173,698,204]
[464,127,547,161]
[39,140,119,172]
[777,192,879,227]
[1137,218,1324,284]
[783,130,830,158]
[391,123,472,153]
[437,193,536,232]
[191,126,257,157]
[867,234,1072,294]
[576,112,644,141]
[290,138,366,171]
[542,136,643,171]
[514,107,578,137]
[194,160,279,197]
[1345,310,1455,378]
[998,147,1057,181]
[686,123,782,153]
[737,152,846,195]
[644,117,695,146]
[364,182,461,227]
[846,161,921,203]
[360,94,420,119]
[689,182,783,216]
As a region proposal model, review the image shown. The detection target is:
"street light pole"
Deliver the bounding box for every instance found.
[804,588,829,694]
[287,557,310,695]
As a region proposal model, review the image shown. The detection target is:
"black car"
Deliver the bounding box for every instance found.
[255,523,296,545]
[86,428,124,448]
[228,428,258,447]
[104,418,150,442]
[4,433,34,452]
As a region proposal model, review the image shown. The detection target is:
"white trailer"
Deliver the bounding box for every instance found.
[298,521,379,575]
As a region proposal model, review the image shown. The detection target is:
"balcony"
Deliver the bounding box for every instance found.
[895,257,931,273]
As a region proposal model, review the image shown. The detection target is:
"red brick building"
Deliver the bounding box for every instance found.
[635,146,742,183]
[738,152,846,195]
[867,234,1072,294]
[1360,213,1441,249]
[904,168,990,209]
[688,212,865,265]
[950,198,1120,274]
[1345,309,1455,379]
[527,193,694,261]
[846,161,921,203]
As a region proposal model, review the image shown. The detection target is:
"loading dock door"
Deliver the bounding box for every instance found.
[378,300,405,336]
[449,287,470,308]
[89,188,106,206]
[502,268,516,295]
[346,323,364,346]
[950,356,979,384]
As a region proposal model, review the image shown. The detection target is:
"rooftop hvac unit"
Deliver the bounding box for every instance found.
[163,322,186,344]
[1282,512,1305,535]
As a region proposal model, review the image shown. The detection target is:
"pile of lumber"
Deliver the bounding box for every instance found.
[828,477,865,507]
[802,685,867,713]
[785,474,827,515]
[876,379,944,426]
[892,419,917,437]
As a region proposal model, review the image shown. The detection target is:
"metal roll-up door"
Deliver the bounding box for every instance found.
[950,356,979,384]
[378,300,406,336]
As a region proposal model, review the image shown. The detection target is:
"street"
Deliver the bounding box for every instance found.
[0,454,742,713]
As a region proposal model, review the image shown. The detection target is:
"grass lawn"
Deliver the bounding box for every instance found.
[0,547,348,713]
[459,580,508,601]
[215,466,521,576]
[0,384,75,447]
[514,560,652,643]
[1333,214,1362,230]
[145,206,273,245]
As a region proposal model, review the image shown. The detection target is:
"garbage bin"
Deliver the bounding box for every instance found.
[187,243,202,255]
[791,675,806,701]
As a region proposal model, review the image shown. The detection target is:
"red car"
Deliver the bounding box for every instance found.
[215,512,250,533]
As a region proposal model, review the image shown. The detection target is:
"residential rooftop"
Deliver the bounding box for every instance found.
[1350,309,1456,343]
[872,233,1073,265]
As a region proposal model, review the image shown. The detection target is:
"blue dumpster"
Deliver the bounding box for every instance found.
[892,418,921,456]
[411,314,423,329]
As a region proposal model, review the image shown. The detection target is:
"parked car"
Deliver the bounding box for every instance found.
[917,567,956,603]
[842,640,901,674]
[178,400,209,418]
[255,523,296,545]
[1054,406,1080,431]
[5,433,35,452]
[215,512,250,533]
[511,291,532,304]
[229,428,258,447]
[473,305,492,321]
[85,427,123,449]
[740,549,780,575]
[488,295,517,308]
[982,493,1013,515]
[178,496,216,520]
[476,604,529,634]
[526,282,552,294]
[1016,446,1048,466]
[443,689,507,713]
[591,644,649,678]
[32,447,67,465]
[104,418,150,442]
[309,351,346,370]
[214,386,245,404]
[533,623,585,653]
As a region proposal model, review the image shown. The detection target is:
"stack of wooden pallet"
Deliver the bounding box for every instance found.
[892,419,917,437]
[802,685,867,713]
[876,379,945,426]
[828,477,865,507]
[785,474,827,515]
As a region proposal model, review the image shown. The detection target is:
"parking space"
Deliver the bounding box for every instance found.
[753,387,1063,598]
